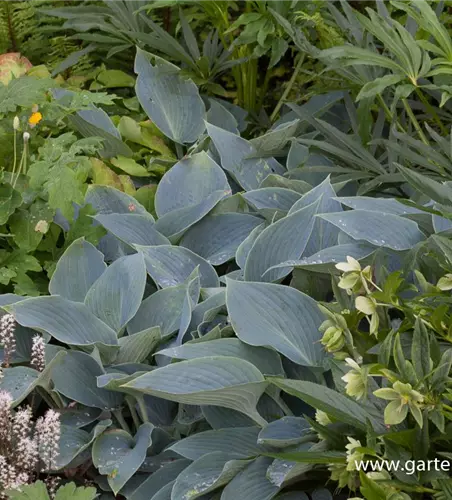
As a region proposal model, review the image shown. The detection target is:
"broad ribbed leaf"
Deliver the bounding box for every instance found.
[206,123,274,191]
[335,196,422,215]
[92,423,153,495]
[226,280,325,366]
[137,245,219,288]
[56,420,111,469]
[85,254,146,332]
[7,297,118,346]
[244,200,319,282]
[180,214,262,265]
[122,356,268,425]
[221,457,279,500]
[128,285,187,337]
[172,452,250,500]
[288,177,342,255]
[135,49,205,144]
[268,243,375,274]
[94,213,170,247]
[157,338,283,375]
[258,417,311,448]
[168,427,263,460]
[86,185,149,215]
[155,191,228,242]
[129,460,190,500]
[236,223,266,269]
[319,210,425,250]
[116,327,161,364]
[49,238,106,302]
[242,188,301,213]
[70,107,133,158]
[270,378,385,432]
[0,351,66,407]
[155,152,229,217]
[52,351,123,409]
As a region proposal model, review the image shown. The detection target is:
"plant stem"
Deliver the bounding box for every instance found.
[402,98,429,145]
[126,396,141,430]
[136,395,149,423]
[12,129,17,177]
[376,94,408,136]
[270,53,305,122]
[37,387,57,409]
[175,142,184,160]
[113,409,132,433]
[415,88,447,135]
[257,64,271,113]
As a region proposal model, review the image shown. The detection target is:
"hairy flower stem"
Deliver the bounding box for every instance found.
[271,53,305,122]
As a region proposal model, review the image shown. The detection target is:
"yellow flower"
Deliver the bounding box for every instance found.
[28,112,42,127]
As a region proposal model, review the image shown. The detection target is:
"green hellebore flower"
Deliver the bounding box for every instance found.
[437,273,452,291]
[342,358,370,400]
[374,381,424,427]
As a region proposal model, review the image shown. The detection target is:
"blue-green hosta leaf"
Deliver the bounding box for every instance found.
[128,460,191,500]
[137,245,219,288]
[49,238,106,302]
[168,427,263,460]
[152,482,175,500]
[135,49,205,144]
[0,351,66,407]
[6,297,118,346]
[180,214,263,265]
[172,451,250,500]
[258,417,311,448]
[250,120,300,155]
[188,290,226,334]
[56,419,111,469]
[201,405,255,430]
[221,457,279,500]
[226,280,325,367]
[207,99,239,134]
[154,191,228,242]
[155,152,229,217]
[236,223,266,269]
[268,243,376,274]
[52,351,123,409]
[157,338,283,376]
[85,185,150,216]
[128,285,187,338]
[122,356,268,426]
[244,200,319,282]
[288,177,342,255]
[319,210,425,250]
[335,196,422,215]
[70,107,133,158]
[94,214,170,247]
[241,188,301,215]
[270,378,385,432]
[116,327,161,364]
[433,213,452,233]
[154,152,230,241]
[85,254,146,332]
[92,423,154,495]
[206,123,274,191]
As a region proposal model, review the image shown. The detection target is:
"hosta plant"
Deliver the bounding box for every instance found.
[2,80,452,497]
